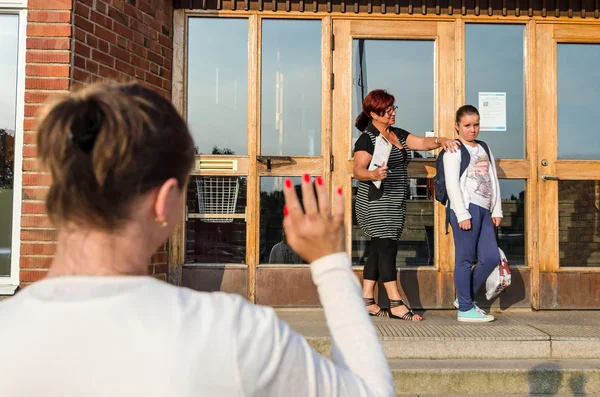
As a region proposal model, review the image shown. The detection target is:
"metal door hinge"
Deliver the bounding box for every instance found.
[330,73,335,90]
[330,155,334,172]
[331,33,335,51]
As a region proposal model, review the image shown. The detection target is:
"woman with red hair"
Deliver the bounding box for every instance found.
[354,89,458,320]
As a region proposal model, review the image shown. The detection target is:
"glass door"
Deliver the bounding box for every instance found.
[331,20,457,308]
[537,24,600,309]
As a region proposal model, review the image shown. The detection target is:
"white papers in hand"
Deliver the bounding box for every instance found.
[367,134,392,189]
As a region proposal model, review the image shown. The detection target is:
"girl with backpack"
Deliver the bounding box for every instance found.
[443,105,503,322]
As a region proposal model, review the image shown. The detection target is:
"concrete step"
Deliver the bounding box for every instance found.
[279,310,600,360]
[390,359,600,395]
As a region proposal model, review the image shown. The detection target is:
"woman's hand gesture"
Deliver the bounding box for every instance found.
[282,175,345,264]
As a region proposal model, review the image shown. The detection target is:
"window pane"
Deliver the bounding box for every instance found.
[465,24,525,159]
[0,14,19,277]
[261,20,321,156]
[260,177,306,264]
[352,39,434,159]
[352,178,435,267]
[498,179,526,266]
[559,180,600,267]
[185,176,247,264]
[187,18,248,155]
[557,44,600,160]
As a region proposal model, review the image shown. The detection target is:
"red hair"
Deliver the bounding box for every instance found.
[355,89,395,132]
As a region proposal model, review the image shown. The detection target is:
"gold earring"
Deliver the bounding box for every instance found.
[155,217,168,227]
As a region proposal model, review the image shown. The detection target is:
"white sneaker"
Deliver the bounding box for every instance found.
[453,299,487,314]
[457,307,495,322]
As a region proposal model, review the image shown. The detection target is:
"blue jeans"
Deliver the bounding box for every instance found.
[450,203,500,312]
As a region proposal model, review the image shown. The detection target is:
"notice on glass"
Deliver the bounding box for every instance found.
[478,92,506,131]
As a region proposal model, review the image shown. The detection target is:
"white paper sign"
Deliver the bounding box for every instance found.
[478,92,506,131]
[368,135,392,189]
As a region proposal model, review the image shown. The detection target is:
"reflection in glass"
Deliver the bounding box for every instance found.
[352,178,435,267]
[187,18,248,155]
[558,44,600,160]
[260,177,306,264]
[559,180,600,267]
[352,39,434,159]
[498,179,526,266]
[261,20,321,156]
[465,24,525,159]
[0,15,19,277]
[185,176,247,264]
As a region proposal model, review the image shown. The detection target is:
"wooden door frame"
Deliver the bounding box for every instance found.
[331,19,458,308]
[536,23,600,309]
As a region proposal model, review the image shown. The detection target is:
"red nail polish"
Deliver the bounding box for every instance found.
[285,179,292,188]
[337,187,343,195]
[316,176,323,186]
[303,174,310,183]
[283,205,289,217]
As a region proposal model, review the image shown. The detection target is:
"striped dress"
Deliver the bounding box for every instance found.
[354,123,412,241]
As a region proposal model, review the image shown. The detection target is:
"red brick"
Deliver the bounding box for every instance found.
[22,159,41,172]
[130,54,149,69]
[128,41,146,58]
[24,91,54,104]
[87,60,99,75]
[110,44,130,62]
[74,15,94,34]
[162,47,173,60]
[91,10,113,30]
[74,27,86,42]
[23,121,38,133]
[142,13,162,33]
[149,63,159,74]
[158,34,171,48]
[20,269,49,283]
[22,173,52,187]
[113,0,124,10]
[137,0,155,16]
[116,35,128,49]
[134,67,145,79]
[73,68,92,83]
[79,0,94,6]
[26,65,70,77]
[146,50,163,66]
[27,37,71,50]
[114,22,134,40]
[22,187,49,201]
[20,256,53,269]
[74,55,86,69]
[95,25,117,44]
[132,31,144,45]
[29,0,73,10]
[28,11,71,23]
[21,215,53,228]
[154,264,168,274]
[26,51,71,64]
[92,49,114,67]
[98,39,109,53]
[153,273,167,282]
[21,229,57,242]
[24,105,43,118]
[74,2,91,18]
[21,201,48,215]
[130,19,148,37]
[98,65,120,80]
[28,24,72,37]
[74,40,91,58]
[109,7,129,26]
[144,38,162,55]
[151,252,167,264]
[96,0,109,14]
[26,78,70,90]
[124,2,142,20]
[115,59,134,76]
[145,73,163,88]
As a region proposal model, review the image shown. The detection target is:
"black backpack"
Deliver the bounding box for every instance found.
[433,140,491,232]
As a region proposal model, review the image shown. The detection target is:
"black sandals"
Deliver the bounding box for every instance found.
[363,297,389,318]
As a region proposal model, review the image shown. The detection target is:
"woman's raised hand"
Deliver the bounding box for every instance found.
[282,175,345,264]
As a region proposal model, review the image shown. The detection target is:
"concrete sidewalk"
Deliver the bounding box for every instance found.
[277,309,600,359]
[277,309,600,395]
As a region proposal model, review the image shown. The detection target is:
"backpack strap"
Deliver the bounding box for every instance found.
[445,142,471,235]
[475,140,492,161]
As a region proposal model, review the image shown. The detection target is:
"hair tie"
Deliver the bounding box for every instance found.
[68,100,104,153]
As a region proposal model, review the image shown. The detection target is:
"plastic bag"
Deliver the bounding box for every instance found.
[485,248,511,300]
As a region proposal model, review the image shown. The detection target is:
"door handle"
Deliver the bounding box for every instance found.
[541,175,560,181]
[257,155,293,172]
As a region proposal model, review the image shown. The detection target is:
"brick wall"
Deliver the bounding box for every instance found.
[19,0,175,287]
[71,0,173,98]
[20,0,73,286]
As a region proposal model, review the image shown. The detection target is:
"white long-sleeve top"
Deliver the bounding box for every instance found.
[442,144,503,222]
[0,252,394,397]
